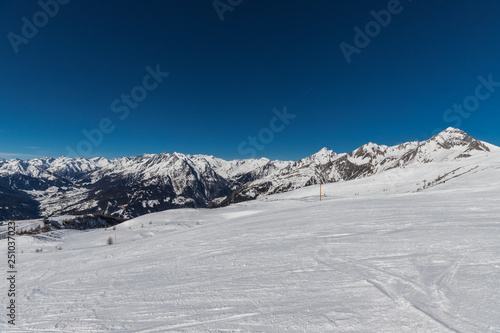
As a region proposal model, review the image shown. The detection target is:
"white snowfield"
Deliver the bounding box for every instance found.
[0,215,77,236]
[1,152,500,332]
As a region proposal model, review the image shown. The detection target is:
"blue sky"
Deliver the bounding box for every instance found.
[1,0,499,161]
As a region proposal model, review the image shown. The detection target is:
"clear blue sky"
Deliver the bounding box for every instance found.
[1,0,499,161]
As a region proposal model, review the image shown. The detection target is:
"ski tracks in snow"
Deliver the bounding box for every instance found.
[309,238,483,332]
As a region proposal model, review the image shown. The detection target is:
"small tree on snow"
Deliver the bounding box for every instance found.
[107,236,114,245]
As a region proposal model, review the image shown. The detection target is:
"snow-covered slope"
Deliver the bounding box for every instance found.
[222,127,497,204]
[2,150,499,332]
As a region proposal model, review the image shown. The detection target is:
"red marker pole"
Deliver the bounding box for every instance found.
[320,178,322,201]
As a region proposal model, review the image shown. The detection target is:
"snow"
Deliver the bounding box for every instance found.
[0,215,78,237]
[1,151,499,332]
[200,156,292,180]
[306,147,338,165]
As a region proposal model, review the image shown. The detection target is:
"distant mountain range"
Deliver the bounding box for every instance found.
[0,128,497,221]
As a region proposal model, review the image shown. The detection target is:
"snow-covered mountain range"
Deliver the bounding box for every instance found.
[222,127,498,204]
[0,127,497,220]
[0,152,291,220]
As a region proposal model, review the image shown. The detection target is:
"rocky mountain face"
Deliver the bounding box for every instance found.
[0,128,496,220]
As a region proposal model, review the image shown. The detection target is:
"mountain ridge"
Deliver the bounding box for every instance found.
[0,128,497,220]
[218,128,497,205]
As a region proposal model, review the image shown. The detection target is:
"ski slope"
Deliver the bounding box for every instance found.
[0,216,77,238]
[1,153,499,332]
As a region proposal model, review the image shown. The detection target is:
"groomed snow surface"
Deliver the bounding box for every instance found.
[1,153,500,332]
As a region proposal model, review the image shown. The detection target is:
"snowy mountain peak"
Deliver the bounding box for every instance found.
[444,127,464,132]
[301,147,338,165]
[349,142,386,161]
[430,128,490,152]
[435,127,471,140]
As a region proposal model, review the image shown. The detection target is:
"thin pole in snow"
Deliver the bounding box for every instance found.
[320,178,322,201]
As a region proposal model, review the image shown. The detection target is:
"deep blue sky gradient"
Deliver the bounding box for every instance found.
[1,0,499,160]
